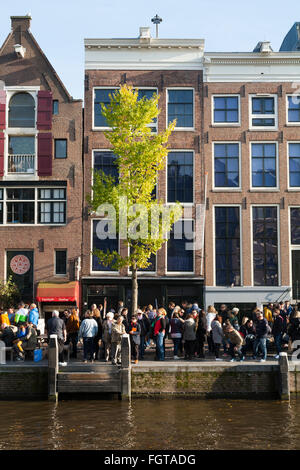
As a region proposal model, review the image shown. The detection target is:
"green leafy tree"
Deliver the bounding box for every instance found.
[89,85,182,314]
[0,275,20,310]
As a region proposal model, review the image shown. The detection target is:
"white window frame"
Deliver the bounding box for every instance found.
[4,88,39,180]
[249,94,278,131]
[249,141,279,191]
[286,94,300,126]
[134,87,158,133]
[166,149,195,205]
[92,87,119,131]
[54,249,68,277]
[250,204,280,287]
[90,218,120,275]
[212,204,243,287]
[0,187,67,226]
[212,141,241,191]
[166,87,195,131]
[165,218,195,275]
[287,141,300,191]
[211,94,241,127]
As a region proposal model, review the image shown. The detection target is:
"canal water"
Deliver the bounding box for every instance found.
[0,399,299,450]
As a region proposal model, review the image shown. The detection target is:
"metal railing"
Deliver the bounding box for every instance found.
[7,154,35,174]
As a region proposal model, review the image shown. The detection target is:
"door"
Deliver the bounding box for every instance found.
[292,250,300,302]
[6,250,34,302]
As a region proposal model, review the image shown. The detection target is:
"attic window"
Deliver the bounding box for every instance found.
[14,44,26,58]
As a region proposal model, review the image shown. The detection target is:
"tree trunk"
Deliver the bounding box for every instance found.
[131,262,138,316]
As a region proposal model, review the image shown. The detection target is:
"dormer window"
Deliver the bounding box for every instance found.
[8,92,35,128]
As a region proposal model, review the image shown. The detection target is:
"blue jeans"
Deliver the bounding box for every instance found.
[83,337,94,360]
[156,332,165,360]
[254,338,267,360]
[274,334,282,355]
[172,338,181,356]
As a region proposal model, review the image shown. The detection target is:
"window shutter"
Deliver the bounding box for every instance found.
[0,90,6,130]
[37,90,52,130]
[38,132,52,176]
[0,133,4,176]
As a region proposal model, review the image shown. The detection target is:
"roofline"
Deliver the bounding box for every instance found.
[84,38,205,50]
[0,29,82,103]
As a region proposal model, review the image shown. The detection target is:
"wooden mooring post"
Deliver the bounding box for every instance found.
[120,334,131,400]
[279,352,290,401]
[48,334,58,402]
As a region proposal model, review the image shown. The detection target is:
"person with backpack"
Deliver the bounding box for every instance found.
[154,308,167,361]
[272,308,284,359]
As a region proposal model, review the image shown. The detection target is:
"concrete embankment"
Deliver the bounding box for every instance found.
[131,361,280,399]
[0,354,297,400]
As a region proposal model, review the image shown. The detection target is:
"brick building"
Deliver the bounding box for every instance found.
[0,16,82,319]
[82,27,206,310]
[203,36,300,313]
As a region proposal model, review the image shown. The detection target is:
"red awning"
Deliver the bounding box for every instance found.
[36,281,79,303]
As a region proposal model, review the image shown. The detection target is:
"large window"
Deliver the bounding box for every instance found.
[250,96,277,128]
[167,151,193,203]
[8,92,35,128]
[94,88,117,128]
[92,220,118,272]
[38,188,66,224]
[214,143,240,188]
[0,187,66,225]
[287,96,300,123]
[291,208,300,245]
[252,206,278,286]
[137,89,157,131]
[251,143,277,188]
[93,150,118,182]
[6,188,35,224]
[167,89,194,128]
[8,136,35,174]
[213,96,239,124]
[288,143,300,188]
[215,207,241,286]
[167,219,194,272]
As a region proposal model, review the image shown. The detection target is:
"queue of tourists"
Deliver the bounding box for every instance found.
[1,298,299,365]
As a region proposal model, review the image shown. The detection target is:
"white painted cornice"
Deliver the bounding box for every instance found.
[84,38,205,50]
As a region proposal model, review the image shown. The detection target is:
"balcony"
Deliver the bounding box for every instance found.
[7,154,35,174]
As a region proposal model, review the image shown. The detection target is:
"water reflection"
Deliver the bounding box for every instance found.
[0,399,300,450]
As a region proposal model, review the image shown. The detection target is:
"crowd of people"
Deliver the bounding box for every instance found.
[0,302,39,361]
[1,298,299,365]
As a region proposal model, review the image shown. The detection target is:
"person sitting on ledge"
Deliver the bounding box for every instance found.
[12,322,37,361]
[224,324,244,362]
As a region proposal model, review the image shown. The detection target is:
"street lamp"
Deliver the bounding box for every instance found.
[151,14,162,39]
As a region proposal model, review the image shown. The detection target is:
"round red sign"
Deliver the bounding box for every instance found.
[10,255,31,275]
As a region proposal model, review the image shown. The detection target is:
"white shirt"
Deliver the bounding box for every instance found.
[16,307,29,318]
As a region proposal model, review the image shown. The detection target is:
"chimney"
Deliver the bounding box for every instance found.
[11,15,31,32]
[139,27,151,43]
[10,15,31,55]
